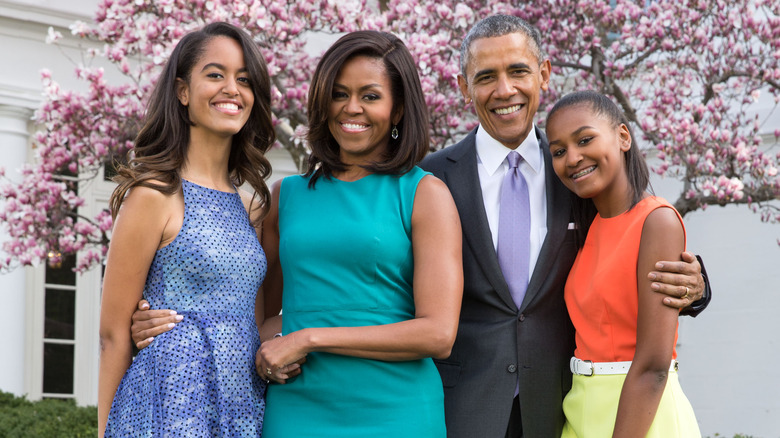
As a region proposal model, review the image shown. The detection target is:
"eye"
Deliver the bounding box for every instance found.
[332,90,348,100]
[551,147,566,158]
[206,72,224,79]
[578,136,593,146]
[362,93,380,101]
[237,76,251,86]
[474,74,494,84]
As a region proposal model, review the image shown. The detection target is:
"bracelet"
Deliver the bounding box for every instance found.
[273,332,283,338]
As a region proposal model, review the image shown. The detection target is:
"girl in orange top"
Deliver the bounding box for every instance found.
[546,90,700,437]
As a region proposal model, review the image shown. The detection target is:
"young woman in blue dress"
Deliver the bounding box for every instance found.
[98,22,276,437]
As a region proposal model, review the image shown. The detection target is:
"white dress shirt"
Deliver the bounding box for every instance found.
[475,125,548,282]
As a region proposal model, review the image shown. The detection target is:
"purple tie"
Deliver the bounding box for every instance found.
[497,151,530,311]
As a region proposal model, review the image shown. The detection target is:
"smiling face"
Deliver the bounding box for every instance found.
[328,55,400,165]
[458,32,550,149]
[546,104,633,211]
[176,36,254,142]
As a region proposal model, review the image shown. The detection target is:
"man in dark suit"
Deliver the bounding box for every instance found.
[419,15,708,438]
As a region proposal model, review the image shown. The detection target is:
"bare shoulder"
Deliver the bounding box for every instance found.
[413,175,458,221]
[640,206,685,260]
[416,174,450,195]
[120,184,176,214]
[643,206,683,238]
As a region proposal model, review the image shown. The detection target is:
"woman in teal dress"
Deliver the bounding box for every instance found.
[255,31,463,437]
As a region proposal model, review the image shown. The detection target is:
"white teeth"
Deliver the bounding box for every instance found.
[572,166,596,179]
[494,104,522,115]
[342,123,368,130]
[215,103,239,111]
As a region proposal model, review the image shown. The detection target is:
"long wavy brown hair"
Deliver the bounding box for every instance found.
[109,22,274,225]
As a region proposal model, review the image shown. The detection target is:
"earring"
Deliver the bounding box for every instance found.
[391,125,399,140]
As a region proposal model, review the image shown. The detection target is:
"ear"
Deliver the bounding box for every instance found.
[392,103,404,126]
[457,74,471,104]
[618,123,632,152]
[539,59,551,92]
[176,78,189,106]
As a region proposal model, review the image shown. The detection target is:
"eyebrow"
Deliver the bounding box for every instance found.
[547,125,595,147]
[200,62,248,73]
[472,62,531,79]
[332,82,384,92]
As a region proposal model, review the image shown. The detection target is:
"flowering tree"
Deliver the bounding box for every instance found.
[1,0,778,272]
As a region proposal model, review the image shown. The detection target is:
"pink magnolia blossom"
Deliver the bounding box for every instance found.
[1,0,779,273]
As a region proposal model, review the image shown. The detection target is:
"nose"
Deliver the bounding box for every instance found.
[222,77,239,96]
[494,74,517,99]
[344,95,363,114]
[566,148,582,167]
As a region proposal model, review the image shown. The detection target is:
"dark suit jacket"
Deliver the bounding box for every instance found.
[420,127,578,438]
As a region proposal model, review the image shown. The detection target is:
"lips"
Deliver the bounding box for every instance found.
[571,165,596,180]
[340,122,369,132]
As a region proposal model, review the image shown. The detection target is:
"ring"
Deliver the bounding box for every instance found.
[266,368,273,376]
[682,287,690,300]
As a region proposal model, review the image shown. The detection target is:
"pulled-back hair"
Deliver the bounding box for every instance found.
[109,22,274,225]
[305,30,429,187]
[547,90,650,246]
[460,15,545,76]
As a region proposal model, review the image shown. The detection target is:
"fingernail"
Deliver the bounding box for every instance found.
[648,273,657,280]
[175,315,183,321]
[148,337,154,342]
[170,310,178,315]
[167,323,175,328]
[655,262,664,269]
[650,283,660,290]
[141,303,149,309]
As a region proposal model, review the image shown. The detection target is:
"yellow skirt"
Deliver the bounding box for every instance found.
[561,371,701,437]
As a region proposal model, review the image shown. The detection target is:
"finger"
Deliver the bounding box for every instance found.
[648,269,698,291]
[137,299,150,310]
[133,321,178,341]
[132,309,179,323]
[662,295,692,310]
[652,260,695,275]
[680,251,697,263]
[135,337,154,349]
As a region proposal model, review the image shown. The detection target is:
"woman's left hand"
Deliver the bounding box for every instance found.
[255,333,307,384]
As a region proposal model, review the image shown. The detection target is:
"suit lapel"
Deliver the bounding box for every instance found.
[445,130,517,310]
[520,128,572,311]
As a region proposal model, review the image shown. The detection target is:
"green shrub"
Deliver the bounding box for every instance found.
[0,391,97,437]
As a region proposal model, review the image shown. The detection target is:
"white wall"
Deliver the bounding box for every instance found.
[650,170,780,438]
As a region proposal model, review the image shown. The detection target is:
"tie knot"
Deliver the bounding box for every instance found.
[507,151,522,169]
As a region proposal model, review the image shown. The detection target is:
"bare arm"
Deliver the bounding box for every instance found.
[98,187,177,437]
[256,175,463,373]
[650,251,705,309]
[613,207,684,438]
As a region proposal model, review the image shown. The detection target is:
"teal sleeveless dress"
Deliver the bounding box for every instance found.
[262,167,446,437]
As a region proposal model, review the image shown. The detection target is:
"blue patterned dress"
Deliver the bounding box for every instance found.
[104,179,267,437]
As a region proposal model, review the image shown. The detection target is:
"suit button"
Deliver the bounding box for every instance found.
[518,313,525,322]
[507,364,517,373]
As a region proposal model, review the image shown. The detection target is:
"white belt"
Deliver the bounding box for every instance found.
[570,357,678,376]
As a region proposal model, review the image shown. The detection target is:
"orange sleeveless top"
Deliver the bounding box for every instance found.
[565,196,686,362]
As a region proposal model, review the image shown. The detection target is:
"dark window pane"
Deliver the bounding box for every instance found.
[43,343,74,394]
[44,289,75,339]
[45,253,76,286]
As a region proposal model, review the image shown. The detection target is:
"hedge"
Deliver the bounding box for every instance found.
[0,391,96,437]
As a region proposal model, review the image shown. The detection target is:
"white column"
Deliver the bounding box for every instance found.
[0,104,33,396]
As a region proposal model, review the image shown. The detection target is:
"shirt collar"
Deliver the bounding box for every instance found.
[475,124,542,177]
